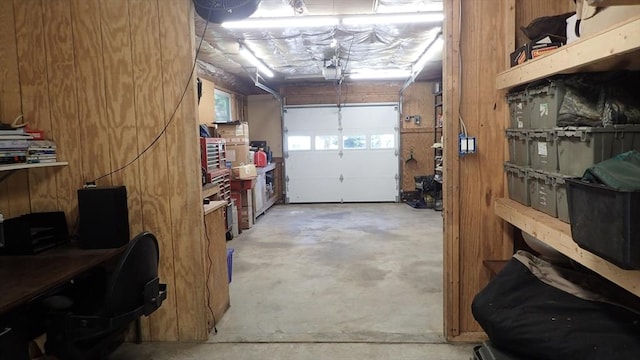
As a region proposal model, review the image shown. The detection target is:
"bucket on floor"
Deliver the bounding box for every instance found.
[227,248,234,283]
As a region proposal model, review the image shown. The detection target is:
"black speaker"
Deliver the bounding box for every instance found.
[78,186,130,249]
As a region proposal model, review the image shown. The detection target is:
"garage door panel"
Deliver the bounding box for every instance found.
[284,104,399,203]
[287,178,343,203]
[340,151,397,177]
[285,107,339,131]
[341,178,398,202]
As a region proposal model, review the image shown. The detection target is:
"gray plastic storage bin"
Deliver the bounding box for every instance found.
[528,130,557,171]
[549,173,572,223]
[504,163,529,206]
[506,129,528,166]
[527,79,566,128]
[557,125,640,177]
[528,170,557,217]
[507,91,529,129]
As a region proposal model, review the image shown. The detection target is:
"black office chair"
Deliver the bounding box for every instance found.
[44,231,167,360]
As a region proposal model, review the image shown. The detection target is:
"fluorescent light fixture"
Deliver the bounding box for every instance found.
[222,16,338,29]
[342,12,443,26]
[350,69,411,80]
[239,45,274,78]
[412,35,444,76]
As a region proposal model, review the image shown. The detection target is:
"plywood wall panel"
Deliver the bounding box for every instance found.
[13,0,59,212]
[128,0,178,341]
[42,0,83,228]
[158,0,207,341]
[515,0,575,47]
[70,0,112,187]
[401,132,435,191]
[203,207,230,328]
[400,82,437,192]
[0,0,30,218]
[99,0,143,239]
[444,0,514,339]
[198,78,216,124]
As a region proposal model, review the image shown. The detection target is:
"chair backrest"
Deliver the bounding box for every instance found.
[103,231,159,315]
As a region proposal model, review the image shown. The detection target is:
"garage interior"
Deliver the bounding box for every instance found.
[1,0,640,359]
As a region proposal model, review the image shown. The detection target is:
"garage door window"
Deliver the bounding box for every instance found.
[287,136,311,151]
[343,135,366,150]
[315,135,339,150]
[371,134,395,149]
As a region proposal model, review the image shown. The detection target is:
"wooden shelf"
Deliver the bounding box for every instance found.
[203,200,227,216]
[0,162,68,172]
[202,184,220,198]
[495,198,640,297]
[496,16,640,90]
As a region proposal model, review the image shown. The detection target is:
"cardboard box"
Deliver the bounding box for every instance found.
[510,41,562,67]
[580,4,640,37]
[216,122,249,142]
[232,164,257,179]
[226,143,251,167]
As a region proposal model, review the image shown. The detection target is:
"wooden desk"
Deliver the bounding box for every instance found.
[0,246,123,314]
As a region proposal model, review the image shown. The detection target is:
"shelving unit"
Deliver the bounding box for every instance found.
[0,162,68,172]
[496,16,640,90]
[434,90,443,183]
[495,198,640,297]
[0,162,68,183]
[495,17,640,298]
[254,163,279,218]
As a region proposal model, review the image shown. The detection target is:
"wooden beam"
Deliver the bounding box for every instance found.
[497,16,640,90]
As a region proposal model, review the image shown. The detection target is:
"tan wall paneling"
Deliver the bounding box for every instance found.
[282,82,402,105]
[247,94,283,157]
[515,0,575,46]
[198,78,216,124]
[444,0,514,340]
[128,0,178,341]
[71,0,112,186]
[14,0,59,212]
[4,0,210,342]
[159,0,208,341]
[0,0,30,218]
[400,82,437,192]
[99,0,143,239]
[71,0,112,187]
[42,0,83,229]
[203,207,230,329]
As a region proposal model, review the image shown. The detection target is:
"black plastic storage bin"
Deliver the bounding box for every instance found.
[473,342,524,360]
[566,178,640,269]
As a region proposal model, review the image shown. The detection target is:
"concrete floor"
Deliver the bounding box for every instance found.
[114,203,475,359]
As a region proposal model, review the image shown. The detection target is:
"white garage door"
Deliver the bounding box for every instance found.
[284,104,399,203]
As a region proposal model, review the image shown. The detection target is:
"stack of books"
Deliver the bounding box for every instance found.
[0,139,28,165]
[27,140,57,164]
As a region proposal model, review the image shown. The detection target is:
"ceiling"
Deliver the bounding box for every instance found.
[194,0,444,94]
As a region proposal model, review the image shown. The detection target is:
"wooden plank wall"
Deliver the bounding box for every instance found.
[443,0,575,341]
[0,0,208,341]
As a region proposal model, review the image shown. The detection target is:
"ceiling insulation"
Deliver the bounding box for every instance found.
[195,0,443,92]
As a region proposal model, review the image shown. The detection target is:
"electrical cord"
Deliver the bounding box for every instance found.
[92,4,214,183]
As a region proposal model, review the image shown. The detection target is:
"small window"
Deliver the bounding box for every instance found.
[287,136,311,151]
[315,135,339,150]
[343,135,366,150]
[371,134,395,149]
[214,89,232,123]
